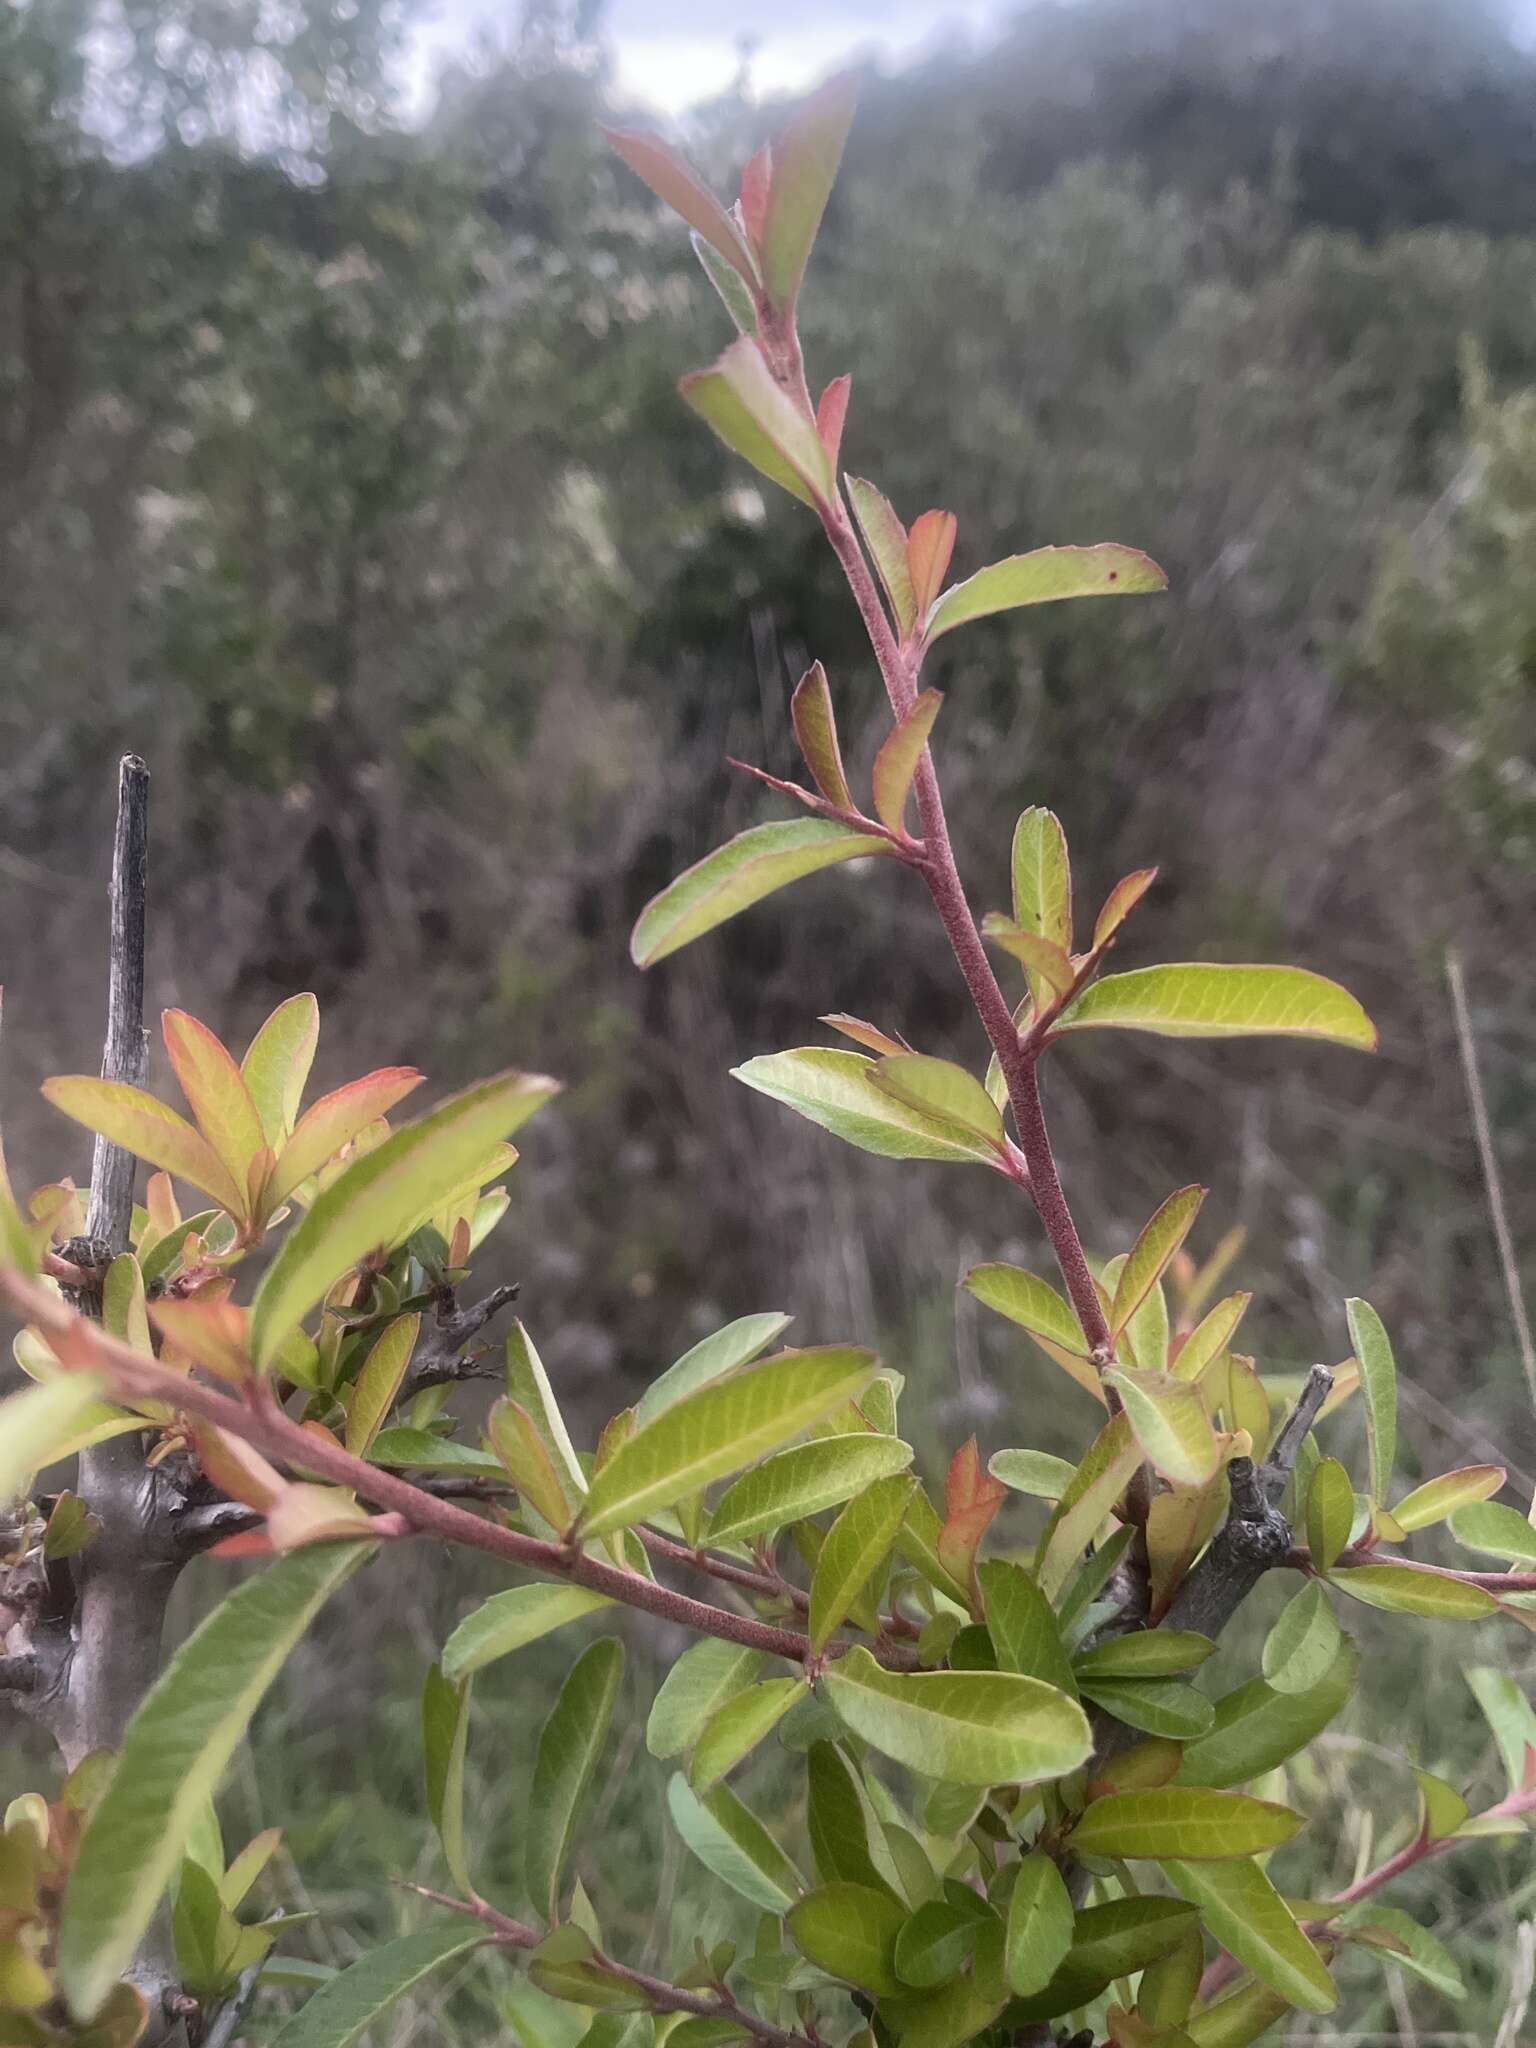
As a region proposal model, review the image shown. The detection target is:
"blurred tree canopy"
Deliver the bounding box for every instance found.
[1,0,1532,1469]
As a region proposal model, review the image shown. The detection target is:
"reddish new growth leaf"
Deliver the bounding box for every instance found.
[908,509,958,618]
[738,143,774,248]
[938,1436,1008,1593]
[816,375,852,465]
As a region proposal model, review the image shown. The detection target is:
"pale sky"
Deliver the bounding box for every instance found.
[408,0,1004,116]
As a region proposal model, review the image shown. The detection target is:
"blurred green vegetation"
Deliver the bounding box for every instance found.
[4,0,1536,2034]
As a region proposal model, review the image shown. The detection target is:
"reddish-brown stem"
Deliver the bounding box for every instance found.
[401,1884,815,2048]
[637,1527,921,1638]
[1288,1544,1536,1593]
[1198,1781,1536,2004]
[1,1271,919,1671]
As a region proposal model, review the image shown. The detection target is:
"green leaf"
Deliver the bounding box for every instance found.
[1008,1898,1201,2020]
[790,662,853,810]
[528,1927,648,2011]
[1136,1924,1203,2029]
[1330,1564,1497,1619]
[367,1428,504,1476]
[579,1346,878,1537]
[1057,963,1377,1051]
[648,1641,763,1760]
[666,1774,803,1911]
[925,544,1166,642]
[42,1075,245,1216]
[1262,1584,1343,1696]
[734,1047,1004,1165]
[345,1313,420,1455]
[1466,1667,1536,1793]
[1182,1978,1290,2046]
[806,1742,897,1895]
[963,1266,1088,1357]
[1079,1678,1214,1741]
[1341,1902,1464,1997]
[982,919,1077,997]
[690,1680,808,1793]
[759,71,856,306]
[1037,1413,1142,1599]
[1170,1292,1251,1385]
[1111,1188,1205,1338]
[1105,1369,1219,1488]
[162,1008,267,1199]
[1164,1858,1335,2013]
[1412,1765,1470,1841]
[1092,868,1158,950]
[808,1477,915,1652]
[1175,1639,1358,1788]
[268,1923,484,2048]
[846,477,916,637]
[894,1897,979,1989]
[1006,806,1073,1008]
[0,1373,110,1506]
[250,1071,558,1370]
[1073,1787,1302,1860]
[632,821,889,970]
[987,1450,1078,1501]
[421,1665,473,1896]
[678,339,834,506]
[1305,1458,1353,1573]
[1393,1464,1505,1533]
[505,1320,588,1504]
[1344,1298,1397,1505]
[787,1882,905,1996]
[977,1560,1077,1696]
[526,1640,625,1923]
[872,691,941,833]
[709,1434,914,1544]
[1449,1498,1536,1563]
[869,1054,1003,1150]
[819,1646,1091,1786]
[638,1313,794,1431]
[489,1398,579,1532]
[442,1585,614,1683]
[241,993,320,1147]
[1073,1632,1214,1681]
[601,125,758,284]
[59,1542,371,2017]
[1003,1853,1074,1997]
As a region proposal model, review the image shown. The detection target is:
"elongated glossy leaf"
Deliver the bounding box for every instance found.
[241,993,320,1147]
[0,1372,109,1505]
[490,1397,579,1532]
[710,1434,913,1544]
[1449,1497,1536,1563]
[367,1428,503,1476]
[981,919,1076,1000]
[977,1560,1077,1695]
[788,1881,905,1996]
[926,544,1166,641]
[422,1664,473,1895]
[1394,1464,1505,1533]
[59,1542,371,2016]
[1004,1853,1074,1996]
[269,1924,483,2048]
[1261,1583,1342,1696]
[679,339,834,505]
[734,1047,1000,1164]
[1037,1413,1142,1599]
[602,125,758,282]
[759,71,856,306]
[1170,1293,1251,1384]
[1164,1858,1335,2013]
[1137,1924,1203,2028]
[1342,1900,1463,1997]
[442,1585,613,1683]
[527,1640,624,1923]
[809,1476,915,1651]
[1330,1564,1496,1619]
[790,663,852,811]
[1010,807,1072,1014]
[1079,1677,1214,1740]
[1093,868,1158,949]
[268,1067,425,1205]
[907,509,957,616]
[1176,1639,1358,1788]
[633,821,889,969]
[666,1774,803,1911]
[1074,1632,1214,1681]
[805,1741,896,1894]
[1344,1298,1397,1505]
[1007,1898,1200,2021]
[964,1265,1088,1356]
[251,1071,558,1369]
[1112,1188,1205,1337]
[895,1897,981,1988]
[847,476,916,635]
[163,1009,266,1198]
[649,1640,763,1760]
[1467,1666,1536,1793]
[1057,964,1377,1050]
[42,1076,245,1215]
[693,228,758,335]
[872,691,941,833]
[691,1679,808,1792]
[987,1450,1077,1501]
[1106,1369,1218,1487]
[819,1646,1090,1786]
[870,1054,1002,1149]
[1074,1788,1302,1860]
[637,1313,794,1428]
[345,1313,419,1455]
[1305,1458,1353,1573]
[580,1346,877,1537]
[1183,1978,1290,2046]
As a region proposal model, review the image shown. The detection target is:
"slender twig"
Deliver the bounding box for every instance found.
[1287,1546,1536,1594]
[0,1271,920,1672]
[1446,948,1536,1414]
[84,755,150,1256]
[399,1884,816,2048]
[637,1527,922,1640]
